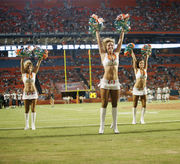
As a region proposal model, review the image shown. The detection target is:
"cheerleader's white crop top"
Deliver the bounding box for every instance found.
[22,73,36,84]
[136,69,147,79]
[102,53,119,67]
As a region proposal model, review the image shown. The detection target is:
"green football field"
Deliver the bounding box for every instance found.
[0,101,180,164]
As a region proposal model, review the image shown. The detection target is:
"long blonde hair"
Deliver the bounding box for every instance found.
[24,60,33,73]
[102,38,115,52]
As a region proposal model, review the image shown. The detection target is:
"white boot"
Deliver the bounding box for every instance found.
[24,113,29,130]
[140,108,146,124]
[31,112,36,130]
[112,107,119,134]
[132,107,137,124]
[99,108,106,134]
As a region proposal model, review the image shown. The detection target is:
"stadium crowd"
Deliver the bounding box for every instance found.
[0,0,180,34]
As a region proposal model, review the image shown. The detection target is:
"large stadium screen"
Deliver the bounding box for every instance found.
[8,51,17,57]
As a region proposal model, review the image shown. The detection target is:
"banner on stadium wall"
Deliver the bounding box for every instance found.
[55,82,86,92]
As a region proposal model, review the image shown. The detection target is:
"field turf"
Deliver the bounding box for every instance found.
[0,100,180,164]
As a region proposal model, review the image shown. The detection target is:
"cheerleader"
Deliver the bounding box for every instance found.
[131,50,150,124]
[96,29,125,134]
[21,57,42,130]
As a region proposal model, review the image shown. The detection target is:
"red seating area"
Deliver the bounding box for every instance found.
[0,0,64,9]
[0,68,23,93]
[108,0,136,8]
[0,0,137,9]
[0,0,180,33]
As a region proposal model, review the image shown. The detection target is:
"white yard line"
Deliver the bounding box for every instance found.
[0,112,158,123]
[0,120,180,130]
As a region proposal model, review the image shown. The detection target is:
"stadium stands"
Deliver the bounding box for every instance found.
[0,0,180,33]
